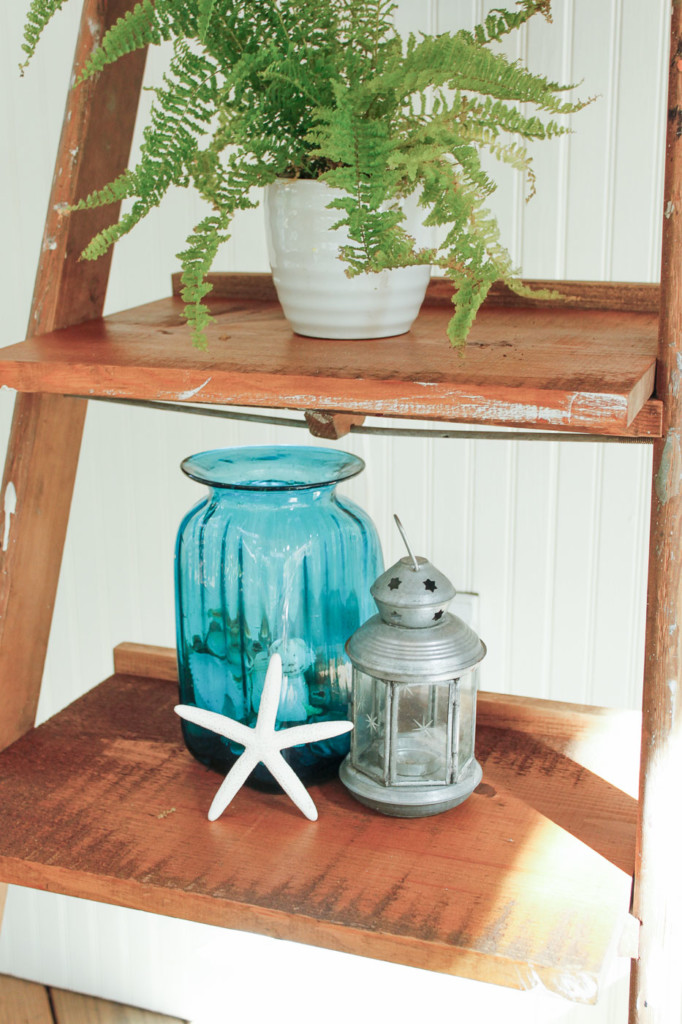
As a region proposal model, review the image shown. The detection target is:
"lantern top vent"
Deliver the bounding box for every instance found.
[371,517,456,629]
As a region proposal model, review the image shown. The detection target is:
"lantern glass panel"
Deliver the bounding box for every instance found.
[457,668,478,777]
[392,683,451,785]
[352,670,388,782]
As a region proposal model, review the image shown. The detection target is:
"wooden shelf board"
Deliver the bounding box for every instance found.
[0,644,639,1003]
[0,275,660,436]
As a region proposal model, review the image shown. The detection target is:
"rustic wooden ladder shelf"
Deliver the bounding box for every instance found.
[0,2,679,1021]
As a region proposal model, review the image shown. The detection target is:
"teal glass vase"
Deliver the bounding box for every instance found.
[174,445,383,787]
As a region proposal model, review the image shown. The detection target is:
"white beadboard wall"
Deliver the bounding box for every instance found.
[0,1,666,1021]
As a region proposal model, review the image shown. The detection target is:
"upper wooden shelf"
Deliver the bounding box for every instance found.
[0,643,638,1003]
[0,274,661,437]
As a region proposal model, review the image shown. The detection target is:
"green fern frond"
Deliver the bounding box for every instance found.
[71,170,139,212]
[368,32,580,116]
[21,0,71,69]
[77,0,171,83]
[77,40,219,261]
[178,213,231,349]
[197,0,217,41]
[470,0,552,45]
[78,211,141,261]
[453,94,569,142]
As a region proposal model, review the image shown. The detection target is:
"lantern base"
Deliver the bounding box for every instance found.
[338,757,483,818]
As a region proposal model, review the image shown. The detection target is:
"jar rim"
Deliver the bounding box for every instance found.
[181,445,365,491]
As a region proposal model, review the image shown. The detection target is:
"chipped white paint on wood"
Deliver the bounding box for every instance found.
[655,429,682,505]
[2,483,16,553]
[618,915,641,960]
[269,390,631,431]
[175,378,212,401]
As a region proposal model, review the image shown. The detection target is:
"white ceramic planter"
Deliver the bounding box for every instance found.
[264,178,431,340]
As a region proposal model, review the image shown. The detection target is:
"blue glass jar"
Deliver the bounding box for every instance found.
[175,445,383,787]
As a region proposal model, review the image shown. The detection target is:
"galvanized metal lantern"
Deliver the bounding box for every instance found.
[339,518,486,817]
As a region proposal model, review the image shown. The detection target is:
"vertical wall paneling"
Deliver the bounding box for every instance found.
[501,442,519,694]
[584,447,605,707]
[647,2,669,280]
[611,1,667,283]
[629,449,653,710]
[601,0,623,280]
[0,1,666,1022]
[540,446,560,701]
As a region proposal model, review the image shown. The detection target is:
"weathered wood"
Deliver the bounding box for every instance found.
[630,9,682,1024]
[0,296,658,436]
[50,987,186,1024]
[0,0,146,758]
[435,278,660,313]
[114,642,179,682]
[32,1,147,335]
[0,395,85,752]
[303,410,367,438]
[117,643,641,878]
[0,974,53,1024]
[175,271,279,303]
[625,400,663,438]
[173,271,661,315]
[0,663,637,1003]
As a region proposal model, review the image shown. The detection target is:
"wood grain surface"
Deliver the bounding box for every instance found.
[50,988,186,1024]
[0,656,638,1004]
[31,1,147,337]
[113,643,179,682]
[174,272,661,315]
[0,396,85,753]
[0,975,186,1024]
[0,290,658,436]
[0,974,53,1024]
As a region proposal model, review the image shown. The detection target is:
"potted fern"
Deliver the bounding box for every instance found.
[22,0,588,348]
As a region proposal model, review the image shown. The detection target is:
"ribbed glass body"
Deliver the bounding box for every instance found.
[175,446,383,787]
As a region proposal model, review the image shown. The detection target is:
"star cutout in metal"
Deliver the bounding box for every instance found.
[388,577,402,590]
[423,579,437,592]
[175,653,352,822]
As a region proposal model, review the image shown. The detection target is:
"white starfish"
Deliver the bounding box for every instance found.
[175,653,353,822]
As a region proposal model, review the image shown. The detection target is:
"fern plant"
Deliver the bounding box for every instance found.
[22,0,589,348]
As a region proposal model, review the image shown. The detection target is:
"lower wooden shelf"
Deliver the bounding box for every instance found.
[0,644,639,1003]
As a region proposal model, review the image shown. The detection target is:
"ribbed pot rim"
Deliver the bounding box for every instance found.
[181,445,365,491]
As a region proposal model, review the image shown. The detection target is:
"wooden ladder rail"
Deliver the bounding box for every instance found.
[0,0,145,917]
[630,7,682,1023]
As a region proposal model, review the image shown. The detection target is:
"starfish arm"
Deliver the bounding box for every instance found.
[207,750,261,821]
[278,720,353,750]
[255,653,283,735]
[174,705,253,748]
[263,751,319,821]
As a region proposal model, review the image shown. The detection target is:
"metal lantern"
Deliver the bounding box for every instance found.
[339,518,486,818]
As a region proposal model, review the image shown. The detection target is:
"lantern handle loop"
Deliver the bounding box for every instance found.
[394,514,420,572]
